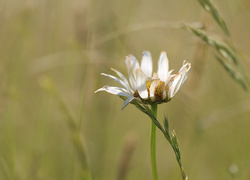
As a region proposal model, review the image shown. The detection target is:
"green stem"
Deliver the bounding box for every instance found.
[151,104,158,180]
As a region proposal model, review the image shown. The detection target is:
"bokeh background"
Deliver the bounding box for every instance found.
[0,0,250,179]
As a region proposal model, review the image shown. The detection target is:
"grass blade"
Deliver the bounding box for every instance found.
[198,0,230,37]
[182,23,249,91]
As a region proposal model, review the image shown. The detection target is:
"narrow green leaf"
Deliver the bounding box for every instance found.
[163,115,170,134]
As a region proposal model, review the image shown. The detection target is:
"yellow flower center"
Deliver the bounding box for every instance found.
[134,79,171,104]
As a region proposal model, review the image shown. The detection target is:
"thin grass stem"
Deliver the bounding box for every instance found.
[39,77,93,180]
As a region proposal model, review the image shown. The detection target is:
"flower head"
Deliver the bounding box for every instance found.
[95,51,191,109]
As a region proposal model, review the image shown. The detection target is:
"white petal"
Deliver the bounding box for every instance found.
[178,62,191,87]
[136,69,148,99]
[129,76,136,90]
[167,85,175,100]
[125,56,136,90]
[175,74,186,95]
[95,86,131,98]
[121,96,135,110]
[167,62,191,99]
[166,69,174,83]
[168,69,174,76]
[128,54,140,78]
[179,62,188,73]
[101,73,129,93]
[163,89,166,99]
[168,74,181,98]
[177,70,188,89]
[111,68,134,94]
[149,80,160,101]
[157,51,169,83]
[141,51,152,78]
[125,56,131,72]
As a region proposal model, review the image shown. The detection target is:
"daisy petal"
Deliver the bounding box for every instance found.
[179,61,188,73]
[136,69,148,99]
[95,86,131,98]
[101,73,129,93]
[149,79,160,101]
[125,56,131,72]
[128,54,140,77]
[121,96,135,110]
[177,63,191,89]
[168,69,174,76]
[166,69,174,83]
[111,68,133,94]
[141,51,152,78]
[125,56,137,90]
[168,74,181,98]
[157,51,169,83]
[174,74,185,95]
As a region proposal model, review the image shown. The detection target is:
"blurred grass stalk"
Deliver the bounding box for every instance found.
[116,134,137,180]
[39,76,92,180]
[183,0,250,91]
[182,23,249,91]
[198,0,230,36]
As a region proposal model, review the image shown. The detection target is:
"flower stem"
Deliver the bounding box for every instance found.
[151,104,158,180]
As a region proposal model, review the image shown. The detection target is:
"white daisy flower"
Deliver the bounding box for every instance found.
[95,51,191,109]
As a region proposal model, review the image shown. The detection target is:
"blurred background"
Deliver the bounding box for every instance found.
[0,0,250,179]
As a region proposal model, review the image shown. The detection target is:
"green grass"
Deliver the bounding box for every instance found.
[0,0,250,179]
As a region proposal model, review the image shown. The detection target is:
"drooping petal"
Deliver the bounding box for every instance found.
[174,74,185,96]
[111,68,134,94]
[166,69,174,83]
[168,74,181,98]
[136,69,148,99]
[157,51,169,83]
[121,96,135,110]
[176,62,191,90]
[141,51,152,78]
[179,61,188,73]
[101,73,129,93]
[167,62,191,99]
[95,85,131,98]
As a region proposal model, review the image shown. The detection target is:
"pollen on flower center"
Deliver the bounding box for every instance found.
[155,81,165,101]
[133,79,170,104]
